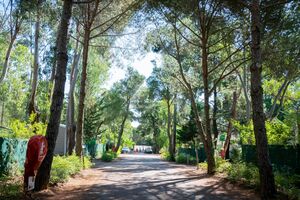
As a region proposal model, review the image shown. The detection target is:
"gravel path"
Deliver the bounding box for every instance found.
[35,154,259,200]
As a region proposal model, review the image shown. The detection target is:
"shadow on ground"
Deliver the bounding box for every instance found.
[35,154,259,200]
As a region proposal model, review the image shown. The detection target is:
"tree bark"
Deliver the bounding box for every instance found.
[0,23,19,83]
[34,0,73,191]
[75,29,90,157]
[223,91,238,157]
[115,99,130,152]
[212,87,219,147]
[167,98,174,161]
[67,37,81,155]
[1,101,4,125]
[172,100,177,157]
[267,75,289,119]
[201,35,215,174]
[250,0,276,198]
[28,1,41,120]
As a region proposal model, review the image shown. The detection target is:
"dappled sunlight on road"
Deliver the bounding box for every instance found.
[35,154,259,200]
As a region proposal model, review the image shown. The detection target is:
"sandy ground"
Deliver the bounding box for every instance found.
[34,154,259,200]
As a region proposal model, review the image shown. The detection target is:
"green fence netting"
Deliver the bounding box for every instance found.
[242,145,300,173]
[0,137,28,175]
[178,148,206,162]
[86,140,106,158]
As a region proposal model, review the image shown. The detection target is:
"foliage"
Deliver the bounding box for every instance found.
[175,153,197,165]
[6,114,47,139]
[159,147,172,161]
[234,120,292,145]
[101,151,118,162]
[0,176,22,199]
[50,155,93,185]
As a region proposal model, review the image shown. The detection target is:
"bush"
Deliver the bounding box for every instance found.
[159,147,172,161]
[275,172,300,200]
[0,176,22,199]
[227,162,259,187]
[50,155,92,184]
[101,151,118,162]
[175,153,197,165]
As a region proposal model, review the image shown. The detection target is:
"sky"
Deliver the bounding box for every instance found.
[103,52,161,89]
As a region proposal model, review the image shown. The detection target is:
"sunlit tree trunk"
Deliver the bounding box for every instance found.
[115,99,130,152]
[67,34,80,155]
[28,0,41,120]
[223,91,238,157]
[76,29,90,156]
[34,0,73,191]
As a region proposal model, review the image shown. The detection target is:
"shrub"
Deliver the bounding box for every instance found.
[159,147,172,161]
[101,151,117,162]
[0,176,22,199]
[175,153,197,165]
[227,162,259,187]
[50,155,92,184]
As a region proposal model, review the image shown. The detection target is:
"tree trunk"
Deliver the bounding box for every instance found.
[167,98,174,161]
[0,27,18,83]
[76,29,90,157]
[172,98,177,157]
[202,35,215,174]
[0,101,4,125]
[212,87,218,147]
[238,68,251,122]
[67,40,80,155]
[223,91,238,157]
[267,76,289,119]
[274,81,290,119]
[34,0,73,191]
[28,2,41,120]
[115,99,130,152]
[250,1,276,198]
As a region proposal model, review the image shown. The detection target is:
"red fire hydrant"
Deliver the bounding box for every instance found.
[24,135,48,192]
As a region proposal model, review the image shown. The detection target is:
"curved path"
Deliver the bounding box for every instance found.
[36,154,259,200]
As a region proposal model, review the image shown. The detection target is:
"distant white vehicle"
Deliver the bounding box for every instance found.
[121,147,130,154]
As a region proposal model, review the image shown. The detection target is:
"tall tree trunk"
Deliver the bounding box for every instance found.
[250,1,276,198]
[173,18,215,174]
[212,87,219,147]
[0,101,4,125]
[67,42,80,155]
[238,68,251,122]
[223,91,238,157]
[267,76,289,119]
[274,81,290,120]
[172,99,177,157]
[201,35,216,174]
[28,2,41,120]
[76,29,90,157]
[115,99,130,152]
[34,0,73,191]
[167,98,174,161]
[0,25,18,83]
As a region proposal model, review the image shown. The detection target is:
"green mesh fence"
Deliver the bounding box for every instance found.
[242,145,300,173]
[0,137,28,175]
[86,140,106,158]
[178,148,206,162]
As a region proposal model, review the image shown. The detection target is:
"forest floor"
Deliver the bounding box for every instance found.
[34,154,260,200]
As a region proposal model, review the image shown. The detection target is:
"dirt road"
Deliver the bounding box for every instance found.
[36,154,259,200]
